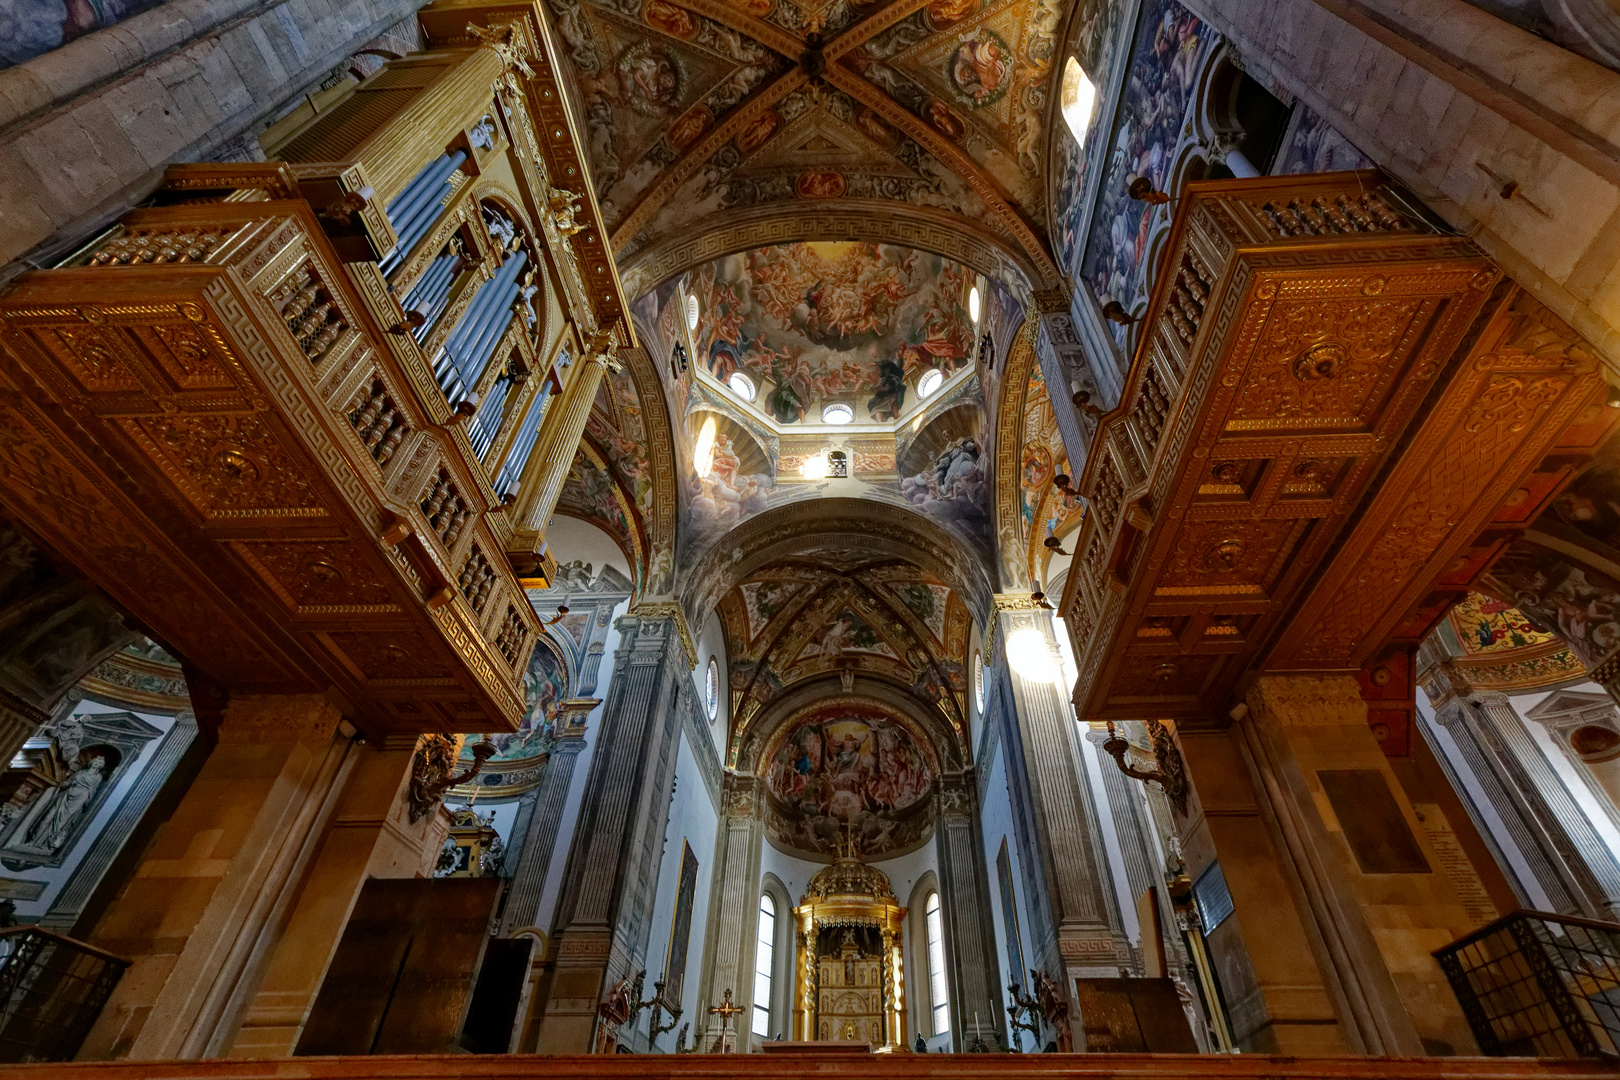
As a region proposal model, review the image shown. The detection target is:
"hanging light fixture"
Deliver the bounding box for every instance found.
[1006,627,1057,683]
[693,416,718,478]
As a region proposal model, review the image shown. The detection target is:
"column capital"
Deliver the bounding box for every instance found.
[216,694,344,744]
[628,601,697,670]
[720,772,760,817]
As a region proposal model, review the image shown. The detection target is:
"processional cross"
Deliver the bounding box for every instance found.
[708,988,744,1053]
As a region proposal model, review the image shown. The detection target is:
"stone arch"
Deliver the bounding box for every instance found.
[617,203,1041,303]
[682,498,995,631]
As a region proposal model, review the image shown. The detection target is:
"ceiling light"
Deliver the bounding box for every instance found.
[1006,627,1058,683]
[801,452,829,480]
[728,371,756,401]
[822,403,853,425]
[917,368,944,398]
[968,285,982,324]
[694,415,717,478]
[685,294,699,331]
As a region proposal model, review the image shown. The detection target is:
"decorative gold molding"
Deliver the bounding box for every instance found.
[632,601,697,670]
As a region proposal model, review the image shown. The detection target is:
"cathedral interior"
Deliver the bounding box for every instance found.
[1,0,1620,1074]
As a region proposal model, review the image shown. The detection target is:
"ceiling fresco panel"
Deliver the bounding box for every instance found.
[1080,0,1219,340]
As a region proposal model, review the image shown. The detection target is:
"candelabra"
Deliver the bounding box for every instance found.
[1100,718,1189,815]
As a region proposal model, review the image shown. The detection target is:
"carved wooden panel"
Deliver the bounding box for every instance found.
[1061,173,1608,726]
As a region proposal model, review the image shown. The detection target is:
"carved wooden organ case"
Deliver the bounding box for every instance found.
[791,854,907,1048]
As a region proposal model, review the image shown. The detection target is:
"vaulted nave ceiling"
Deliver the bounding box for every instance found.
[697,499,983,860]
[544,0,1069,284]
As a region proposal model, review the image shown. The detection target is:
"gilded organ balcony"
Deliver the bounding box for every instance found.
[1060,172,1615,726]
[0,1,628,739]
[0,180,538,736]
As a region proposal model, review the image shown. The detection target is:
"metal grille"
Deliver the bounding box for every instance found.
[1434,909,1620,1057]
[0,927,128,1062]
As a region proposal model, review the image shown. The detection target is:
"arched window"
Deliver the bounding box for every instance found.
[705,657,720,721]
[753,893,776,1036]
[925,891,950,1034]
[748,893,774,1036]
[1061,57,1098,143]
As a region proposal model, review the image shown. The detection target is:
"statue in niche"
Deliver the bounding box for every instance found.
[0,709,157,869]
[22,753,107,852]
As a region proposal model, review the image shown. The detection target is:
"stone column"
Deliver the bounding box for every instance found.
[1232,675,1478,1055]
[1031,287,1105,476]
[694,775,765,1051]
[79,695,356,1061]
[1177,720,1352,1055]
[933,771,1003,1049]
[499,701,595,936]
[1427,690,1620,918]
[226,738,424,1057]
[512,339,616,557]
[1522,691,1620,835]
[535,607,691,1052]
[996,599,1130,1042]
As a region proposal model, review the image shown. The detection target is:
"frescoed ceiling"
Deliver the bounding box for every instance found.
[542,0,1067,282]
[690,241,975,423]
[1423,591,1585,695]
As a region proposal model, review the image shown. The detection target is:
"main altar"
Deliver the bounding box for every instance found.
[791,843,907,1048]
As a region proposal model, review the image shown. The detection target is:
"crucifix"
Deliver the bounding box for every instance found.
[708,987,743,1053]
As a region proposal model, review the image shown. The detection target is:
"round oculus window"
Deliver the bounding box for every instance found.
[917,368,944,398]
[822,403,853,424]
[973,652,984,711]
[728,371,756,400]
[705,658,720,721]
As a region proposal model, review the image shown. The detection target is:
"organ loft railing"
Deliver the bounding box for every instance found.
[0,0,632,741]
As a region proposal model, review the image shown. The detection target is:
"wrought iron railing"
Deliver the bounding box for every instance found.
[1434,909,1620,1057]
[0,926,128,1062]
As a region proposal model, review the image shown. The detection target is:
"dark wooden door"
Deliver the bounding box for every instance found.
[295,877,500,1055]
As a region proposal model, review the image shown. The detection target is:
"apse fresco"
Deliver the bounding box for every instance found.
[1081,0,1217,339]
[690,242,975,425]
[763,707,936,857]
